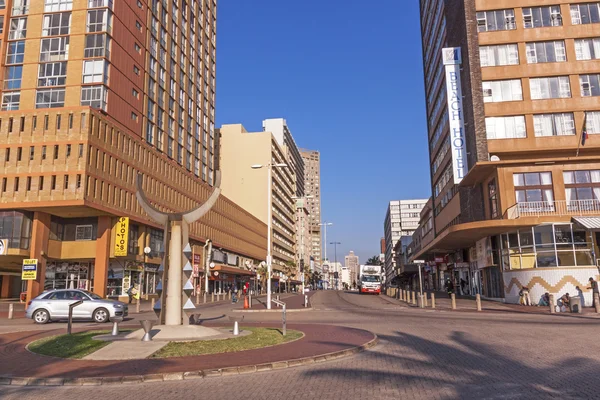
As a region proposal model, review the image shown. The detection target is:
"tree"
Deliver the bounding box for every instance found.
[366,255,382,266]
[257,264,268,294]
[283,261,296,293]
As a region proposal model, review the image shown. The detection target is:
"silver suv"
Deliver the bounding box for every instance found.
[26,289,128,324]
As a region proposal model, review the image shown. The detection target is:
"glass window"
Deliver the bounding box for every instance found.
[82,59,108,83]
[580,74,600,97]
[81,86,107,110]
[482,79,523,103]
[526,41,566,63]
[84,33,110,58]
[8,17,27,40]
[75,225,93,240]
[45,0,72,12]
[514,172,554,205]
[40,37,69,62]
[485,116,527,139]
[477,9,516,32]
[1,92,20,111]
[533,113,575,136]
[571,3,600,25]
[38,62,67,87]
[522,5,562,27]
[6,41,25,64]
[36,88,65,108]
[42,12,71,36]
[87,9,111,33]
[563,170,600,209]
[4,65,22,90]
[479,44,519,67]
[529,76,571,99]
[12,0,28,15]
[574,38,600,60]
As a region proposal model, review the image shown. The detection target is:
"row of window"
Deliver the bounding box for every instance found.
[486,111,600,139]
[477,3,600,33]
[1,174,81,193]
[480,38,600,67]
[4,143,83,163]
[512,170,600,204]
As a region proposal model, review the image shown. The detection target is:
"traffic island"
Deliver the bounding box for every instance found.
[0,323,377,386]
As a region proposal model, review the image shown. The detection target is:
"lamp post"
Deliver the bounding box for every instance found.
[330,241,341,290]
[252,162,288,310]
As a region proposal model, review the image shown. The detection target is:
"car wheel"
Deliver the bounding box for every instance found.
[93,308,109,323]
[33,309,50,324]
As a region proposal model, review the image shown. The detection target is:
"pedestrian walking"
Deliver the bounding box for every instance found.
[446,279,454,298]
[588,277,599,307]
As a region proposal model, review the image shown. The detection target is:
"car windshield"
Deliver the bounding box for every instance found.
[362,275,380,282]
[80,290,103,300]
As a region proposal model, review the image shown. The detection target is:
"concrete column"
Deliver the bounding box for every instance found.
[424,293,428,307]
[165,221,182,325]
[93,216,112,298]
[431,292,436,309]
[451,293,457,310]
[26,212,51,304]
[476,294,482,311]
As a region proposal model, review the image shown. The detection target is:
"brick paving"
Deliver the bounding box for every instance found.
[2,290,600,399]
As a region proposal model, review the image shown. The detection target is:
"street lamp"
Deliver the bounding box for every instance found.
[319,222,333,289]
[330,241,341,290]
[251,162,288,310]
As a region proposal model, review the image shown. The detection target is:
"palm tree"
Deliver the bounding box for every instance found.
[283,261,297,293]
[366,255,382,266]
[257,264,268,294]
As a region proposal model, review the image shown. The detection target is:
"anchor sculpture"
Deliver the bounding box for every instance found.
[135,171,221,325]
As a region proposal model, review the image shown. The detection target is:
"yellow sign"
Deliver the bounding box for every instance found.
[114,217,129,257]
[22,259,38,280]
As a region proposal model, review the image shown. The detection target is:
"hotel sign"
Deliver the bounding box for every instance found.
[442,47,468,184]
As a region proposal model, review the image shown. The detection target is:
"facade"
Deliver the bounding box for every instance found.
[0,0,270,302]
[383,199,428,283]
[294,197,311,274]
[218,123,297,273]
[344,250,359,285]
[300,148,322,267]
[417,0,600,304]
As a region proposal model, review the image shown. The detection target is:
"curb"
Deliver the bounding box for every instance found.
[231,307,313,313]
[0,335,378,387]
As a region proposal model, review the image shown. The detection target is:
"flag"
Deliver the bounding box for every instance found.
[581,112,589,146]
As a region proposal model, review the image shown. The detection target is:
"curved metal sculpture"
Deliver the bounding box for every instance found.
[135,171,222,325]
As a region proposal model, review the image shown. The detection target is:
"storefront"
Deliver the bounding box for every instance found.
[44,262,93,291]
[207,264,255,294]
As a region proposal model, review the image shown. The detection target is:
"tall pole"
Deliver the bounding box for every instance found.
[266,165,273,310]
[331,242,340,290]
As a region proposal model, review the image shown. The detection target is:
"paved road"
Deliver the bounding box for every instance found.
[2,290,600,399]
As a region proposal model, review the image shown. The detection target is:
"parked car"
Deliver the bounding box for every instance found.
[26,289,128,324]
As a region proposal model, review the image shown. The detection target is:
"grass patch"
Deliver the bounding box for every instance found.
[28,330,125,359]
[152,327,303,358]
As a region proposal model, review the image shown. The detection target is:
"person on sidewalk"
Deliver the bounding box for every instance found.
[575,286,585,308]
[587,278,599,308]
[519,286,531,306]
[537,292,550,307]
[446,280,454,298]
[232,286,238,304]
[558,293,571,312]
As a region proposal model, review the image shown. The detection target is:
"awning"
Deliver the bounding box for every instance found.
[572,216,600,230]
[211,265,256,276]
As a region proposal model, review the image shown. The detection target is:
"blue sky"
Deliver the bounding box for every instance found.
[216,0,431,264]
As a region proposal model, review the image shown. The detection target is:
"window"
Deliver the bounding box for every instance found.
[477,9,516,32]
[533,113,575,137]
[87,9,111,33]
[132,88,139,98]
[482,79,522,103]
[29,146,34,160]
[36,88,65,108]
[51,175,56,190]
[513,172,554,205]
[580,74,600,97]
[585,111,600,134]
[81,86,106,110]
[37,62,67,87]
[8,17,27,40]
[1,92,20,111]
[479,44,519,67]
[45,0,72,12]
[84,34,110,58]
[133,65,140,75]
[564,170,600,207]
[6,41,25,64]
[75,225,93,241]
[571,3,600,25]
[485,116,526,139]
[522,5,562,28]
[82,59,108,83]
[40,37,69,62]
[131,112,138,121]
[63,174,68,189]
[128,225,138,254]
[529,76,571,99]
[134,43,141,52]
[42,12,71,36]
[4,66,22,90]
[526,41,566,63]
[88,0,112,8]
[12,0,27,15]
[575,38,600,60]
[135,20,141,31]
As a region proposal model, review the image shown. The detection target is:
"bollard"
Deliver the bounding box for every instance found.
[431,292,436,309]
[151,297,155,310]
[140,320,154,342]
[404,290,408,303]
[396,289,400,300]
[136,299,141,314]
[549,294,555,314]
[451,293,456,310]
[424,293,428,307]
[203,292,207,304]
[211,292,214,303]
[595,293,600,314]
[418,294,424,308]
[476,294,482,311]
[304,295,308,308]
[411,291,416,305]
[8,304,14,319]
[228,291,231,301]
[196,291,200,304]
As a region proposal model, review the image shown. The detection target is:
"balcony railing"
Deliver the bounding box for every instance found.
[506,200,600,219]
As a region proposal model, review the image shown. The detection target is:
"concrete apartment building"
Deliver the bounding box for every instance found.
[295,197,311,273]
[218,123,297,276]
[0,0,269,302]
[416,0,600,304]
[383,199,427,283]
[344,250,359,285]
[300,148,322,268]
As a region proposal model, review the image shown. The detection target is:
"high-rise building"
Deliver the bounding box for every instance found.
[0,0,269,302]
[416,0,600,304]
[294,197,311,274]
[344,250,359,285]
[300,148,322,266]
[263,119,304,197]
[218,123,297,271]
[384,199,427,283]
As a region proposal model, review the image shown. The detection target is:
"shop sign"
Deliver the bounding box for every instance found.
[434,257,444,263]
[114,217,129,257]
[211,249,225,263]
[144,264,160,272]
[22,259,38,280]
[193,254,201,277]
[0,239,7,255]
[125,261,144,271]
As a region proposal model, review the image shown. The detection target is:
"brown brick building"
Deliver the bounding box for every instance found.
[416,0,600,304]
[0,0,267,301]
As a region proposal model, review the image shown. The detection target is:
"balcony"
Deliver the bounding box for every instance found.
[506,200,600,219]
